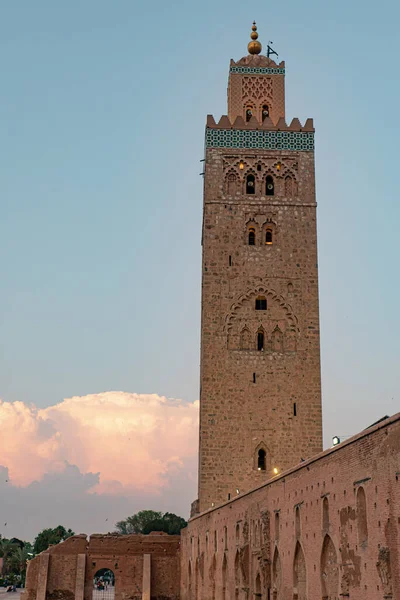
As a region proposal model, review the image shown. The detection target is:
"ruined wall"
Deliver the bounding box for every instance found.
[23,533,180,600]
[182,413,400,600]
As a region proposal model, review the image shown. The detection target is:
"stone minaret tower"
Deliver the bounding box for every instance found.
[197,23,323,513]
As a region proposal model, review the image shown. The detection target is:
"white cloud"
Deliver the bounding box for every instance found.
[0,392,199,540]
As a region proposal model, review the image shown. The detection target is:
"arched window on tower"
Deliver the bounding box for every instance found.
[266,175,274,196]
[261,104,269,121]
[265,228,273,244]
[255,296,267,310]
[257,449,266,470]
[227,172,237,196]
[245,107,253,122]
[246,174,256,195]
[240,327,252,350]
[285,175,293,196]
[257,329,265,351]
[272,327,283,352]
[248,227,256,245]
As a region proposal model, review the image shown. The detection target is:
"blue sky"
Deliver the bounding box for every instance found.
[1,0,399,449]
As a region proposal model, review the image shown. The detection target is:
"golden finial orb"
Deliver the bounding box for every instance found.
[248,21,262,55]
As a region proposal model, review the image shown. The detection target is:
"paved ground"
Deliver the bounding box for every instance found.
[0,590,21,600]
[0,587,114,600]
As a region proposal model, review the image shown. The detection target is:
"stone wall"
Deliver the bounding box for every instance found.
[198,136,322,511]
[182,413,400,600]
[23,533,180,600]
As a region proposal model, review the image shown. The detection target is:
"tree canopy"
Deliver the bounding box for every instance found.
[33,525,75,555]
[0,536,33,585]
[115,510,187,535]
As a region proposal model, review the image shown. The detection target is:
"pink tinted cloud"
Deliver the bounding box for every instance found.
[0,392,199,494]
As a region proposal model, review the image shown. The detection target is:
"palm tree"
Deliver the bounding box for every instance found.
[10,547,30,585]
[0,539,18,575]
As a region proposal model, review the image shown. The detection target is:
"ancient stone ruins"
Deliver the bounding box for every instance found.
[23,23,400,600]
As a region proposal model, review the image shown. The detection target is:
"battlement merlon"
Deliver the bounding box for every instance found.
[205,115,315,152]
[206,115,314,131]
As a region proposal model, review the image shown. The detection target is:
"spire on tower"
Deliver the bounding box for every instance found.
[248,21,262,55]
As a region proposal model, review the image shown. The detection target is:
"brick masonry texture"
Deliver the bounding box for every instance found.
[182,414,400,600]
[22,533,180,600]
[198,52,322,512]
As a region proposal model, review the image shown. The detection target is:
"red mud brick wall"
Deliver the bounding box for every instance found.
[181,413,400,600]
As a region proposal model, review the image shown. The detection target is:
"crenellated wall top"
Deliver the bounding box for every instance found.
[206,114,314,131]
[205,114,314,151]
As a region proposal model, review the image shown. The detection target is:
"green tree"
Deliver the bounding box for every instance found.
[9,546,30,584]
[161,512,187,535]
[0,539,18,574]
[115,510,162,534]
[33,526,74,555]
[142,513,187,535]
[116,511,187,536]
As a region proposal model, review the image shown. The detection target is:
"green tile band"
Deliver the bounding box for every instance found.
[230,66,286,75]
[205,128,314,151]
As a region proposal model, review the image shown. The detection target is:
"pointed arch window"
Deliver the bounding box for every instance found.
[240,327,252,350]
[272,327,283,352]
[246,174,256,195]
[245,107,253,122]
[261,105,269,121]
[266,175,274,196]
[248,227,256,245]
[257,449,266,470]
[265,229,273,244]
[257,330,265,351]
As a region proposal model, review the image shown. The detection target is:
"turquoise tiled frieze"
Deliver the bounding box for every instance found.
[230,66,285,75]
[205,128,314,152]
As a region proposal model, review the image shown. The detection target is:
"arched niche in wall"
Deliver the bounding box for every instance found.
[320,534,339,600]
[356,486,368,546]
[272,547,282,600]
[322,496,329,531]
[293,541,307,600]
[222,553,228,600]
